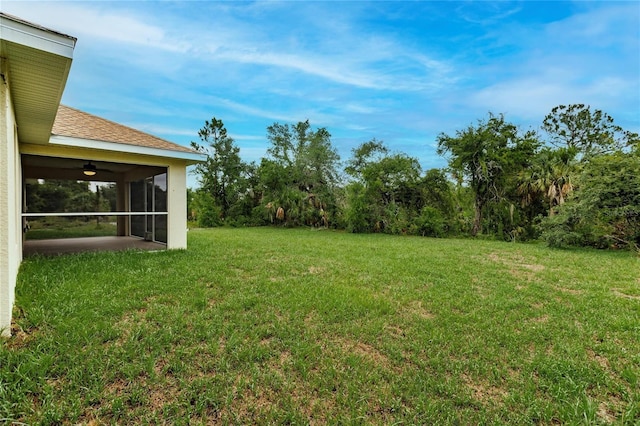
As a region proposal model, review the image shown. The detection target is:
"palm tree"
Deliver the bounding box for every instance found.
[518,148,577,216]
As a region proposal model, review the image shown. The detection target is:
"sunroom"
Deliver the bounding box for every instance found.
[21,105,202,256]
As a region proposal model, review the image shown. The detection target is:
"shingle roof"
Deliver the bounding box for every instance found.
[52,105,196,154]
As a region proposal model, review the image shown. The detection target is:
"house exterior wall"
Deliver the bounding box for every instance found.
[167,161,187,249]
[0,66,23,337]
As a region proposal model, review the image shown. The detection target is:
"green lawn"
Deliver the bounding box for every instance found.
[25,219,117,240]
[2,228,639,424]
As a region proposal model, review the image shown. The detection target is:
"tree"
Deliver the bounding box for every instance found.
[344,139,422,233]
[542,104,639,157]
[517,147,576,217]
[540,152,640,250]
[100,183,118,212]
[344,139,389,179]
[260,120,340,227]
[191,189,222,228]
[25,179,94,213]
[415,169,458,235]
[582,153,640,249]
[437,113,536,236]
[191,118,246,221]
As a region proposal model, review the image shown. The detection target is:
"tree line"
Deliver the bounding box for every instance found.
[26,180,116,215]
[189,104,640,251]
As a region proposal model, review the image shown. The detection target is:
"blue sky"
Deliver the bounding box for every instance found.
[4,1,639,188]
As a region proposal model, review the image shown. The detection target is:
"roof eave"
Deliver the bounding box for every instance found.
[50,135,206,164]
[0,12,76,57]
[1,13,77,145]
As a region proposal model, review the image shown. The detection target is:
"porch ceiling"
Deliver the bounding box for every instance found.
[22,154,166,182]
[0,13,76,145]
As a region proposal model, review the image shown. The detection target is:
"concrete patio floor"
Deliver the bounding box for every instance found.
[23,236,166,257]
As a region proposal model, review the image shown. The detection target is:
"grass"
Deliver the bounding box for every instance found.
[2,227,639,424]
[25,218,117,240]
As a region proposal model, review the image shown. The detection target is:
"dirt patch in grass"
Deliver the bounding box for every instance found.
[352,342,392,367]
[529,315,549,324]
[384,324,405,338]
[260,336,273,346]
[104,377,129,397]
[611,288,640,300]
[405,300,435,320]
[7,322,39,349]
[597,402,617,424]
[304,310,318,325]
[112,309,146,347]
[555,286,583,295]
[328,336,400,374]
[586,349,612,372]
[589,387,627,425]
[307,266,325,275]
[110,297,161,346]
[461,373,508,406]
[232,384,332,424]
[278,349,291,365]
[147,381,180,413]
[100,357,182,416]
[487,251,545,281]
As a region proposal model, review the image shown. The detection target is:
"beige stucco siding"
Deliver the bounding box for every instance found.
[167,162,187,249]
[1,66,23,337]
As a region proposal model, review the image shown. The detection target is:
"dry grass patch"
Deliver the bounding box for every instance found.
[384,324,405,338]
[111,306,148,347]
[7,323,39,349]
[404,300,435,320]
[586,349,611,372]
[597,402,617,424]
[611,288,640,300]
[461,372,508,406]
[307,265,325,274]
[555,286,584,295]
[103,377,129,399]
[325,335,400,375]
[529,315,549,324]
[486,251,545,281]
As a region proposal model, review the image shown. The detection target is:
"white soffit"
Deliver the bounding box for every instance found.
[50,135,206,163]
[0,13,76,145]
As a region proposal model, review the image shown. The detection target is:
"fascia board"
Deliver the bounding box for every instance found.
[50,135,205,163]
[0,14,76,58]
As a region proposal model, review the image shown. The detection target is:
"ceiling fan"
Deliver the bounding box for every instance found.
[78,161,112,177]
[83,161,97,176]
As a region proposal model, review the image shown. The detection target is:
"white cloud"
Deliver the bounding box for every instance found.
[217,50,383,90]
[5,0,636,167]
[214,97,302,123]
[5,1,456,93]
[467,72,637,127]
[458,2,639,128]
[342,103,380,115]
[2,1,186,51]
[545,3,640,48]
[456,2,523,26]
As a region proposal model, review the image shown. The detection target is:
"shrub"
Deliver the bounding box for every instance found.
[416,206,446,237]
